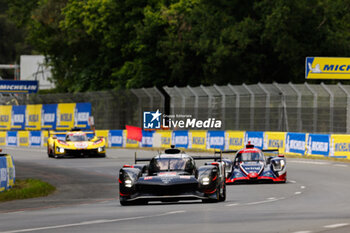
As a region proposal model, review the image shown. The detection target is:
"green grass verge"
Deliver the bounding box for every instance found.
[0,179,56,202]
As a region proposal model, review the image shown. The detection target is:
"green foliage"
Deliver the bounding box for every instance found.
[4,0,350,91]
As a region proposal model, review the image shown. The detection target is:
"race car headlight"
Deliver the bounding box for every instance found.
[124,179,133,188]
[56,147,65,153]
[201,177,210,185]
[98,146,105,152]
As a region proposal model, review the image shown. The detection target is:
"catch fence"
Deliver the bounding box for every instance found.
[1,83,349,133]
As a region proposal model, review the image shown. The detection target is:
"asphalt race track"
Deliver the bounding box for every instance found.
[1,147,350,233]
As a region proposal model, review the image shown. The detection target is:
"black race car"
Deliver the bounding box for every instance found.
[118,147,226,205]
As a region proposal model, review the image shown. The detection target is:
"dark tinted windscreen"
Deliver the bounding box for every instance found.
[154,158,187,171]
[236,152,264,162]
[67,135,87,142]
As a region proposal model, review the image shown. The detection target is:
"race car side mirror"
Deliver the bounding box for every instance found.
[52,136,57,139]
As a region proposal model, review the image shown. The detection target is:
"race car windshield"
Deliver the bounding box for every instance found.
[236,152,264,162]
[66,135,87,142]
[154,158,187,171]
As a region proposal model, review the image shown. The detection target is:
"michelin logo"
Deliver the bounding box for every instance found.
[143,110,161,129]
[308,63,321,73]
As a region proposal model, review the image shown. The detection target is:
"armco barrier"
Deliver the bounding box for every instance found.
[0,154,15,192]
[1,129,350,159]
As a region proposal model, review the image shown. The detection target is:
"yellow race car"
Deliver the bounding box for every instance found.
[47,129,106,158]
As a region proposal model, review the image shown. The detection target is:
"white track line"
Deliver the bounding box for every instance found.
[244,197,285,205]
[0,210,186,233]
[323,223,349,228]
[300,186,306,189]
[333,164,348,168]
[289,161,328,165]
[294,191,302,195]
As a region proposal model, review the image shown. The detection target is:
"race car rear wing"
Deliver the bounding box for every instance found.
[48,130,95,136]
[134,152,224,164]
[214,149,279,154]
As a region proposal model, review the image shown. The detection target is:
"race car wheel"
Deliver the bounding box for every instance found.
[53,144,62,159]
[47,145,52,158]
[219,183,226,202]
[202,188,220,203]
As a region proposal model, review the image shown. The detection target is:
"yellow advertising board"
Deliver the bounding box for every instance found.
[0,131,6,146]
[18,131,29,147]
[56,103,75,130]
[264,131,286,154]
[225,131,245,150]
[157,130,172,148]
[25,104,42,130]
[306,57,350,79]
[42,130,49,147]
[330,134,350,159]
[6,155,15,187]
[95,130,109,147]
[0,105,12,130]
[189,130,206,150]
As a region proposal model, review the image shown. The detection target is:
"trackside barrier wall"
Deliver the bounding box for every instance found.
[0,103,91,131]
[0,154,15,192]
[3,130,350,159]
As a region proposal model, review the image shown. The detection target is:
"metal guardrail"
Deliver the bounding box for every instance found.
[2,83,350,133]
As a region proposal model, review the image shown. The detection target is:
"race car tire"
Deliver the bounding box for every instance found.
[219,183,226,202]
[99,153,106,158]
[47,145,52,158]
[53,144,62,159]
[120,197,147,206]
[202,188,220,203]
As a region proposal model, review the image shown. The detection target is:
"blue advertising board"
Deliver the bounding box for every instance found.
[207,131,225,150]
[74,103,91,129]
[29,131,42,147]
[41,104,57,129]
[307,134,329,156]
[0,157,7,191]
[141,131,155,147]
[172,131,189,148]
[11,105,26,130]
[108,130,124,147]
[245,131,264,149]
[285,133,307,155]
[0,80,38,93]
[6,131,17,146]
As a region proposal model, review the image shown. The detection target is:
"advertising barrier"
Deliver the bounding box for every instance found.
[0,105,12,130]
[225,131,244,150]
[172,131,189,148]
[108,130,123,147]
[245,131,264,150]
[74,103,91,129]
[307,134,330,157]
[207,131,225,150]
[41,104,57,130]
[18,131,29,147]
[26,104,42,130]
[3,128,350,159]
[264,131,286,153]
[11,105,26,130]
[6,131,18,146]
[0,154,15,192]
[56,103,75,130]
[30,131,42,147]
[0,132,6,146]
[330,134,350,159]
[189,130,206,150]
[285,132,307,155]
